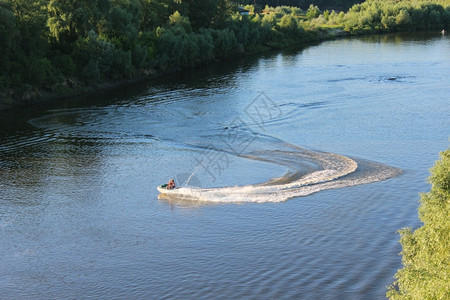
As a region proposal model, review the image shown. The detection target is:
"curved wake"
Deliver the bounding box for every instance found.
[25,107,400,203]
[158,139,401,203]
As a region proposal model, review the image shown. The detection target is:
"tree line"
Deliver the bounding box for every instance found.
[308,0,450,33]
[0,0,449,100]
[0,0,309,93]
[240,0,363,11]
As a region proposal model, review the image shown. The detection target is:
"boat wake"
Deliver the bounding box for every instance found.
[158,132,401,203]
[25,107,400,203]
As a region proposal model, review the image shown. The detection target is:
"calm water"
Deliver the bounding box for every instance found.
[1,33,449,299]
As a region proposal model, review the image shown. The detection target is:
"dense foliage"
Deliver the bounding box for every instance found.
[240,0,363,11]
[0,0,311,93]
[0,0,449,103]
[387,149,450,299]
[308,0,450,33]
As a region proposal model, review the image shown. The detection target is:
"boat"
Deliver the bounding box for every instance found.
[157,185,179,193]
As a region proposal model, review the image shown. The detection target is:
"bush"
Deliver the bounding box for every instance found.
[83,59,101,82]
[212,28,238,58]
[306,4,321,20]
[132,44,148,69]
[112,49,134,78]
[387,149,450,299]
[52,54,76,76]
[279,14,298,34]
[74,30,117,78]
[25,57,54,85]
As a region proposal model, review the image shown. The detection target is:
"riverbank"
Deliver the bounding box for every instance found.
[2,0,448,111]
[0,28,346,111]
[0,71,159,111]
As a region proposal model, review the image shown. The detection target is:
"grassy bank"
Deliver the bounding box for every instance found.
[1,0,449,110]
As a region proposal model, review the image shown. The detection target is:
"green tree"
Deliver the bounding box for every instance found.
[169,10,192,32]
[24,57,55,85]
[261,13,276,28]
[184,0,218,28]
[306,4,321,20]
[140,0,185,30]
[7,0,49,56]
[48,0,87,42]
[73,30,117,79]
[212,28,238,58]
[395,9,411,30]
[47,0,110,45]
[193,28,214,62]
[83,59,101,82]
[381,14,396,29]
[387,149,450,299]
[102,0,141,50]
[0,1,21,78]
[279,13,298,34]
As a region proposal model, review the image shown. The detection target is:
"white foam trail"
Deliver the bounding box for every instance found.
[26,108,400,203]
[157,148,400,204]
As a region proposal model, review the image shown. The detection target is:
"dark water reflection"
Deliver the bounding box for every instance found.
[1,32,449,299]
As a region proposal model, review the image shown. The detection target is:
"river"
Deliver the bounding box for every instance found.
[1,32,449,299]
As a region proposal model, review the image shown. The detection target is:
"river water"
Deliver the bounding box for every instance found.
[1,32,449,299]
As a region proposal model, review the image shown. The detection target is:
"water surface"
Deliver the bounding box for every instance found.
[1,32,449,299]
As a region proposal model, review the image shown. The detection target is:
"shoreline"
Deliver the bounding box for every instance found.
[0,70,169,111]
[0,28,397,112]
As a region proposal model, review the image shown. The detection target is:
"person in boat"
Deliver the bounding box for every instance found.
[166,179,176,189]
[160,179,176,189]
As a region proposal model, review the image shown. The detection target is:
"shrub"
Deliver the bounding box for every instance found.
[387,149,450,299]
